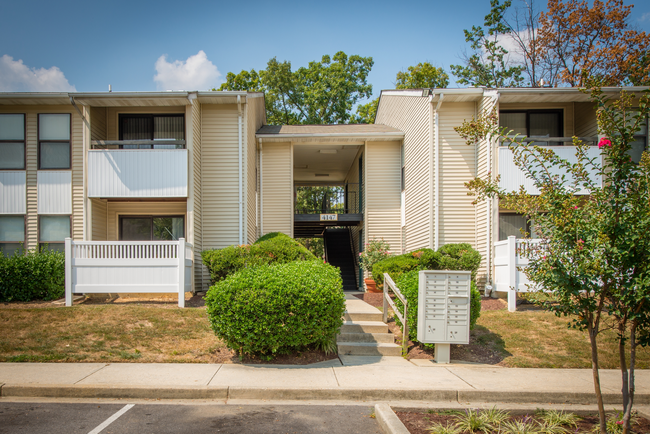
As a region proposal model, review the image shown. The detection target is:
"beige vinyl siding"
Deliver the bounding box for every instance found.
[261,142,293,236]
[476,95,498,288]
[90,107,107,140]
[201,104,240,250]
[105,201,187,241]
[574,102,599,138]
[246,97,265,243]
[499,102,575,137]
[91,198,108,240]
[365,141,401,254]
[0,106,82,249]
[376,95,431,252]
[438,102,477,247]
[106,106,186,140]
[187,101,204,290]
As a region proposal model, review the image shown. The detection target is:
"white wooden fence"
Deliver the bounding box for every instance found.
[64,238,193,307]
[494,236,546,312]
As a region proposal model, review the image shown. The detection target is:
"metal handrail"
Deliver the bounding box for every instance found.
[91,139,186,149]
[383,273,409,356]
[349,229,359,289]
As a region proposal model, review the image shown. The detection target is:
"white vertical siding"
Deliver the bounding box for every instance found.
[574,102,599,138]
[71,111,84,240]
[90,107,107,141]
[37,171,72,214]
[438,102,478,247]
[0,171,26,214]
[90,198,107,240]
[246,97,265,243]
[87,150,188,198]
[261,142,293,236]
[187,101,204,290]
[365,141,402,254]
[376,95,431,252]
[201,104,240,249]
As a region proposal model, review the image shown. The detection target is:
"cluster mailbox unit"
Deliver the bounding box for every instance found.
[417,270,471,363]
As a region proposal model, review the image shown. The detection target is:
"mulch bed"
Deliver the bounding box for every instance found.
[396,410,650,434]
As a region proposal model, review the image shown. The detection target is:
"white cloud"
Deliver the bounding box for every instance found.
[154,50,221,91]
[0,55,76,92]
[640,12,650,22]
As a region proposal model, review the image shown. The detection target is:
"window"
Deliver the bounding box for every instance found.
[0,216,25,257]
[39,114,70,169]
[0,114,25,169]
[119,216,185,241]
[500,110,563,145]
[498,213,539,241]
[39,215,70,252]
[119,114,185,149]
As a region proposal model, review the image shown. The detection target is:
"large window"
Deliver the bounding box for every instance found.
[39,215,71,252]
[119,114,185,149]
[629,112,648,164]
[500,110,563,145]
[0,216,25,257]
[0,114,25,169]
[39,114,71,169]
[119,216,185,241]
[499,212,539,241]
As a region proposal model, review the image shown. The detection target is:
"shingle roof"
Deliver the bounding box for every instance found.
[256,124,403,136]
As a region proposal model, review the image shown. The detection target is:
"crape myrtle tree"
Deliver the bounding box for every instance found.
[455,86,650,434]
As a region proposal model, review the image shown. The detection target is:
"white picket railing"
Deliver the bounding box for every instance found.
[65,238,193,308]
[494,236,546,312]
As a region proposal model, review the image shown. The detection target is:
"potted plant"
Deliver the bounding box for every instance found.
[358,238,391,293]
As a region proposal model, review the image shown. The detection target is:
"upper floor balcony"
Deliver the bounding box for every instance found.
[88,140,187,198]
[498,137,602,195]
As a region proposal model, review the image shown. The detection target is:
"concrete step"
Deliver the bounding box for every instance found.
[344,311,383,322]
[340,321,388,334]
[336,332,395,343]
[337,342,402,356]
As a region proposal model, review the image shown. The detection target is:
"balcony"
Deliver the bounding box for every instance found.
[498,138,601,195]
[88,141,187,198]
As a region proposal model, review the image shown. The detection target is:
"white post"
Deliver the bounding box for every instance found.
[435,343,451,364]
[508,236,517,312]
[178,238,186,308]
[65,238,72,307]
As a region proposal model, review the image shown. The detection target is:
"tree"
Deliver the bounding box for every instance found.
[537,0,650,87]
[351,98,378,124]
[455,87,650,433]
[218,52,374,125]
[395,62,449,89]
[450,0,524,88]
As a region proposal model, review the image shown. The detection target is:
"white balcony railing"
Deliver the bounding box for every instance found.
[498,146,602,195]
[88,149,188,198]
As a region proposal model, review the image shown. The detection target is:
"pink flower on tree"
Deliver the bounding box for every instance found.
[598,138,612,149]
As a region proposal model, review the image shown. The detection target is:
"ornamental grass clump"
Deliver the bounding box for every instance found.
[204,260,345,358]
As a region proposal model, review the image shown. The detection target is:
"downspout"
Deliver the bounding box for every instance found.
[485,90,499,294]
[433,93,444,250]
[237,95,243,245]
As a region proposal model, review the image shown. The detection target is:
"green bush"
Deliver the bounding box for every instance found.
[0,248,65,302]
[394,270,482,344]
[371,251,425,286]
[204,261,345,357]
[437,243,481,281]
[201,233,316,283]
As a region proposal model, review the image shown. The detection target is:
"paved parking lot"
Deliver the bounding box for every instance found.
[0,401,382,434]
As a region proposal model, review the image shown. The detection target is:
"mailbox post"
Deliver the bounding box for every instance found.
[417,270,471,364]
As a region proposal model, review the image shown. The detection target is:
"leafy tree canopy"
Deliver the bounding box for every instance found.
[350,98,379,124]
[217,52,374,125]
[395,62,450,89]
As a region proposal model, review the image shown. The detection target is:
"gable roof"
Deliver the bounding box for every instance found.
[256,124,403,138]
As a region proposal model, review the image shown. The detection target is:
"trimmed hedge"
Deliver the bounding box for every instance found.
[371,250,429,286]
[394,269,482,344]
[201,233,316,283]
[204,261,345,357]
[0,249,65,302]
[436,243,482,282]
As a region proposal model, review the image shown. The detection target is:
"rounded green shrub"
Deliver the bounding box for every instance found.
[437,243,481,281]
[0,248,65,302]
[394,270,482,344]
[204,260,345,357]
[371,252,422,286]
[201,233,316,283]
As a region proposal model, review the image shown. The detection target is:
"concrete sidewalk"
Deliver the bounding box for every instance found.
[1,357,648,405]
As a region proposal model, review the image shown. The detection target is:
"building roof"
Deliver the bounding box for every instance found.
[256,124,404,138]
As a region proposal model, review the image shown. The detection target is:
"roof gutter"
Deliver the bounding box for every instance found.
[255,132,404,139]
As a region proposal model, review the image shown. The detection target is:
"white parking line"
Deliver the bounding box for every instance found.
[88,404,135,434]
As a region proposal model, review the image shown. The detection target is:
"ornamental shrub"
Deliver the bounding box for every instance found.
[0,248,65,302]
[201,233,316,283]
[204,260,345,357]
[371,249,431,286]
[358,237,391,272]
[437,243,481,282]
[394,270,481,344]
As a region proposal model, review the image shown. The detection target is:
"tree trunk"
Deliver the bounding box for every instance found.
[588,321,607,434]
[619,322,630,411]
[622,323,637,434]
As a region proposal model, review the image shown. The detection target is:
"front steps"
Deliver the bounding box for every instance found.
[337,294,402,357]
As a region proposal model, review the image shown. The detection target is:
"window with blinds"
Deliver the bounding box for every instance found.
[119,114,185,148]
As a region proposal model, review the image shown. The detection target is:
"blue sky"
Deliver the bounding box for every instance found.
[1,0,649,104]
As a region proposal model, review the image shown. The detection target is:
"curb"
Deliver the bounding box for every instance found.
[375,403,409,434]
[1,384,648,405]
